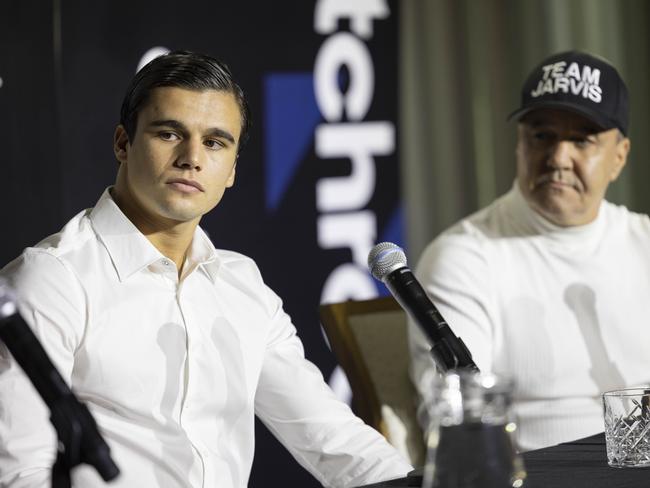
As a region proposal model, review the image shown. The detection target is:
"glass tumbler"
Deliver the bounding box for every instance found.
[603,387,650,468]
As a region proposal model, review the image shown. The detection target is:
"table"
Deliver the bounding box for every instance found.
[359,433,650,487]
[521,433,649,488]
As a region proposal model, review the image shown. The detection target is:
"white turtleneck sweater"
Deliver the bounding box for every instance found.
[408,183,650,451]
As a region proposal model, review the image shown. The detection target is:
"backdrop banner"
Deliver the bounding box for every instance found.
[0,1,400,486]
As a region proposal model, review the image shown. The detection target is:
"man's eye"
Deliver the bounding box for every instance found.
[204,139,225,149]
[574,140,588,148]
[533,131,553,142]
[159,132,179,141]
[572,137,595,149]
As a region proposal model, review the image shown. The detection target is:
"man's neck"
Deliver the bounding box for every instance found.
[110,188,198,274]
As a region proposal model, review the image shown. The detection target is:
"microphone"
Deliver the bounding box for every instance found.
[0,277,120,483]
[368,242,478,373]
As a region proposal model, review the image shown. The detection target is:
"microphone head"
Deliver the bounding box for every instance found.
[0,277,17,319]
[368,242,408,281]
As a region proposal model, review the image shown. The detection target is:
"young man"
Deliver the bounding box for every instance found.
[409,50,650,451]
[0,51,411,487]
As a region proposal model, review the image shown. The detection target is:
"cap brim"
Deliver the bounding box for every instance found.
[507,101,618,132]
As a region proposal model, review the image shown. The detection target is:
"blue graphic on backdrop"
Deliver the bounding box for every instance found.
[263,72,403,298]
[263,73,321,212]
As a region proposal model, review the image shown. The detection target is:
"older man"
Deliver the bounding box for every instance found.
[409,50,650,451]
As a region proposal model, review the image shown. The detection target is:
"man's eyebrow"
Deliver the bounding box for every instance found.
[579,125,602,136]
[148,119,235,144]
[149,119,187,131]
[205,127,236,144]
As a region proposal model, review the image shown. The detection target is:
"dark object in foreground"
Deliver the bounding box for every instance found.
[0,279,120,487]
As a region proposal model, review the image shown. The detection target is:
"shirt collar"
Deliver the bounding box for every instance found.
[89,188,221,282]
[188,226,221,282]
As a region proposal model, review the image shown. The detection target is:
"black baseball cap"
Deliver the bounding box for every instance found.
[508,50,629,135]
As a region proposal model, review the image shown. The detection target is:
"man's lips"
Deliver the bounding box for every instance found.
[166,178,204,192]
[533,171,581,192]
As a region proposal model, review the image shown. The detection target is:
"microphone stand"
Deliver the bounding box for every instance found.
[48,394,119,488]
[0,311,119,487]
[50,399,80,488]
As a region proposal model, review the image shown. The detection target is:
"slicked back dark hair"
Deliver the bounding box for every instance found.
[119,50,251,153]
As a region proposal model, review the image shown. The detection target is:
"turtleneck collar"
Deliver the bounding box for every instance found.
[505,181,607,251]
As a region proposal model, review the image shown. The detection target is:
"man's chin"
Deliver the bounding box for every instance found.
[531,198,587,227]
[158,204,205,225]
[522,180,593,226]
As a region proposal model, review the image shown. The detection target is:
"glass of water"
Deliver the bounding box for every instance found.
[603,387,650,468]
[422,371,526,488]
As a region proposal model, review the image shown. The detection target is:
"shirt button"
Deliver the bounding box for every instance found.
[162,259,170,266]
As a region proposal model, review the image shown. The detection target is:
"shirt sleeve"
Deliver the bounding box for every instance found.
[407,230,495,433]
[0,250,86,488]
[254,285,412,488]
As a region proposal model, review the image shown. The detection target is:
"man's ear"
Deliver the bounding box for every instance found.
[226,160,237,188]
[610,136,630,182]
[113,125,130,164]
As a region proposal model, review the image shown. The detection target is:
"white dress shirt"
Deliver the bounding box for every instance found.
[0,189,411,488]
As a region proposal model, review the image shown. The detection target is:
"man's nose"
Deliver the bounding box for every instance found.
[546,140,574,170]
[175,139,202,170]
